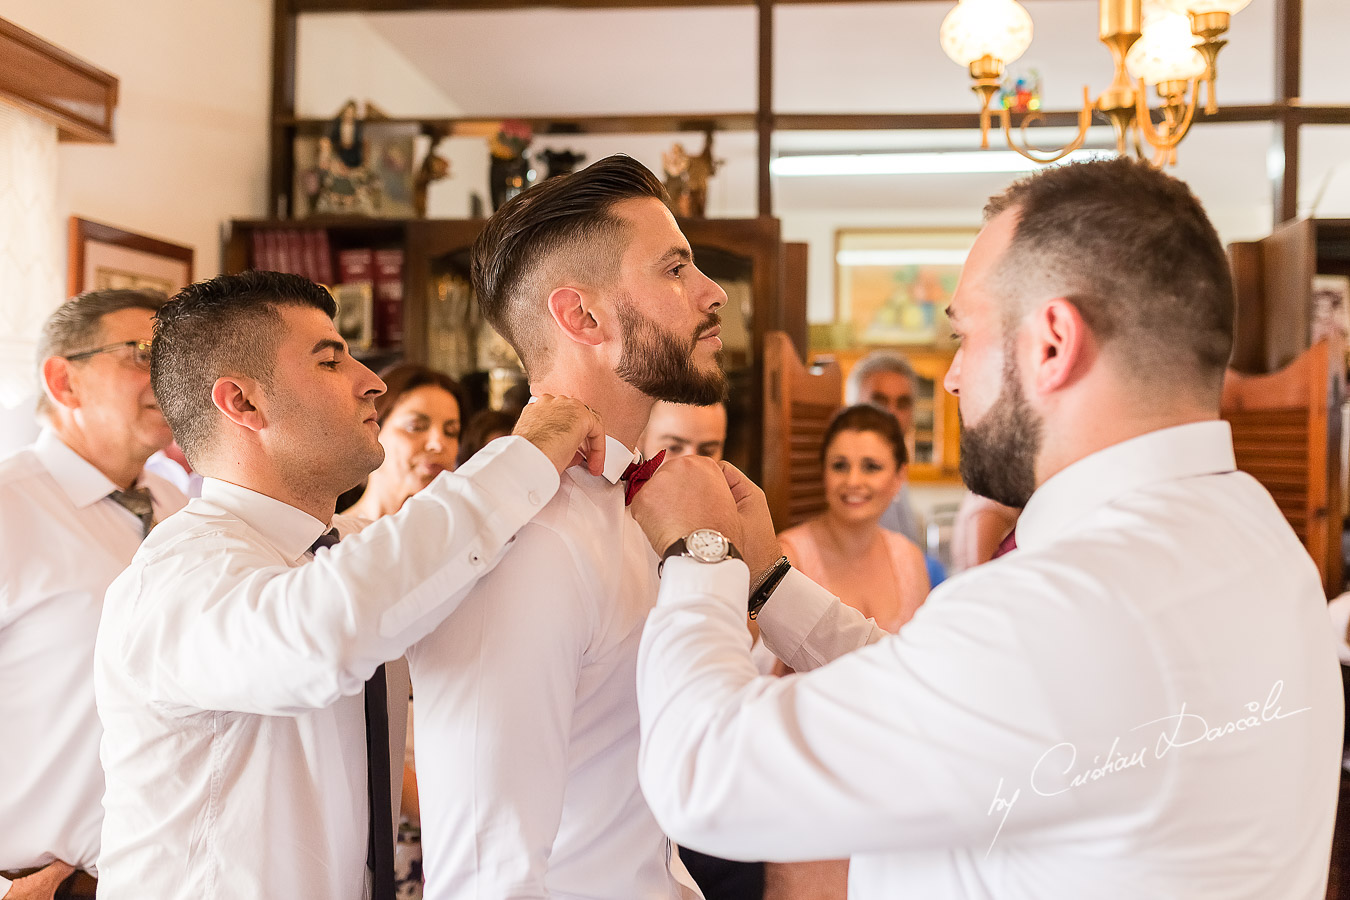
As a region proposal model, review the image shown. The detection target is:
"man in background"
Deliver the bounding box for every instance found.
[0,290,187,900]
[639,400,726,462]
[845,351,923,544]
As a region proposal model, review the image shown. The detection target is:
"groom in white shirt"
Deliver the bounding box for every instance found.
[407,155,727,899]
[94,271,606,900]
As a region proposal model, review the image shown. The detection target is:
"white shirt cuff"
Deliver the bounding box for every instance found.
[658,556,750,614]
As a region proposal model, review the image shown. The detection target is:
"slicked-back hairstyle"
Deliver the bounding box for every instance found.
[373,363,466,427]
[821,403,909,469]
[845,350,917,405]
[36,289,168,417]
[984,156,1234,399]
[471,154,668,376]
[151,270,337,465]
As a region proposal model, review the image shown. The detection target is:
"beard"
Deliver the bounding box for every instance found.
[614,296,727,405]
[957,350,1041,509]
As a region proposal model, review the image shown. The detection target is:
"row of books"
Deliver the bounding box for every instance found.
[249,230,404,347]
[250,229,335,286]
[338,248,405,347]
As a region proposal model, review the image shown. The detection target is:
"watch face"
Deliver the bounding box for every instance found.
[687,529,729,563]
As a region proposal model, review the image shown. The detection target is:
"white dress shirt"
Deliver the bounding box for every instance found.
[638,421,1344,899]
[409,435,690,900]
[0,429,185,891]
[94,436,559,900]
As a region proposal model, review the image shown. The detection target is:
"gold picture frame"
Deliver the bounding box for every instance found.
[68,217,194,297]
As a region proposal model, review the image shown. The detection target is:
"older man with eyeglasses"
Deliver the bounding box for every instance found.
[0,290,187,900]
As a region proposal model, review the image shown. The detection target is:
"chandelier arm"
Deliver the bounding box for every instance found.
[1132,122,1148,161]
[999,86,1094,164]
[1133,76,1200,157]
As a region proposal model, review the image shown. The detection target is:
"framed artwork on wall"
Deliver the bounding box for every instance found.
[68,217,194,298]
[829,228,976,349]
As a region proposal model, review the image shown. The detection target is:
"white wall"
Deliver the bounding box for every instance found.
[3,0,272,279]
[297,13,466,119]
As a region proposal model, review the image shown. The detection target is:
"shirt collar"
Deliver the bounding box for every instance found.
[600,434,642,485]
[36,427,123,509]
[1016,420,1236,553]
[199,477,330,563]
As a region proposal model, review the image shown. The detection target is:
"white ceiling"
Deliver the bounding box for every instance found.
[295,0,1350,240]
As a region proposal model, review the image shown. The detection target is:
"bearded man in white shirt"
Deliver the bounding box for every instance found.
[94,270,605,900]
[0,290,187,900]
[407,155,727,899]
[630,156,1344,899]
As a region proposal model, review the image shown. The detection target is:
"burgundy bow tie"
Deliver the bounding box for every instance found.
[992,529,1018,559]
[622,450,665,506]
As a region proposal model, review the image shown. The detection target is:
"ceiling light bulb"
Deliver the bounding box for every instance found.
[939,0,1034,67]
[1125,12,1207,85]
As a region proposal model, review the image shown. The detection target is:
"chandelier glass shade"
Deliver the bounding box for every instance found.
[1125,12,1206,85]
[938,0,1034,67]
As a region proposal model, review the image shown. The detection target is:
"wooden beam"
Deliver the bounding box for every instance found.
[777,104,1331,131]
[1272,0,1302,224]
[757,0,773,217]
[278,103,1349,139]
[280,112,758,135]
[292,0,994,10]
[0,17,117,143]
[269,0,299,217]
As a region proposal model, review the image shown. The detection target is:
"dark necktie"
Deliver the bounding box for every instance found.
[307,528,395,900]
[992,528,1018,559]
[622,450,665,506]
[108,485,155,538]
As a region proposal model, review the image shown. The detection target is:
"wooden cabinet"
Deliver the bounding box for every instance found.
[223,215,794,482]
[811,346,961,483]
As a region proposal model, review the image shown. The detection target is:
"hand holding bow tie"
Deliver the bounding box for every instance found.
[627,455,745,561]
[514,394,607,476]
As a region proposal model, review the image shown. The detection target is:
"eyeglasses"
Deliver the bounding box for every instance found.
[65,339,153,370]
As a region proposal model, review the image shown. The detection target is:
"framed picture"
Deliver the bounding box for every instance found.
[68,217,194,298]
[293,117,422,219]
[832,228,977,348]
[330,281,374,352]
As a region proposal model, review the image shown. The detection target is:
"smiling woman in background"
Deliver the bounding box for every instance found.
[765,404,932,900]
[344,363,465,521]
[778,403,930,635]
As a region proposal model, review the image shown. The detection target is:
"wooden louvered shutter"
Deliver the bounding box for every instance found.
[762,331,842,532]
[1222,339,1345,596]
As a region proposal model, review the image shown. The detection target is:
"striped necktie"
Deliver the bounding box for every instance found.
[108,485,154,538]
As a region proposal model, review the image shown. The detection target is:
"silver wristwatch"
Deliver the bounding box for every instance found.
[659,528,743,574]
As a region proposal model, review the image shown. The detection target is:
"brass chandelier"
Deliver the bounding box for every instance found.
[939,0,1251,166]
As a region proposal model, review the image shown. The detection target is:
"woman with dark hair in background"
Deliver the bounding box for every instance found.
[763,404,932,900]
[343,364,466,521]
[778,403,930,634]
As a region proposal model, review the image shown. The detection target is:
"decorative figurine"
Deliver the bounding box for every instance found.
[539,148,587,180]
[413,130,452,219]
[488,119,536,211]
[662,129,721,218]
[313,100,380,215]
